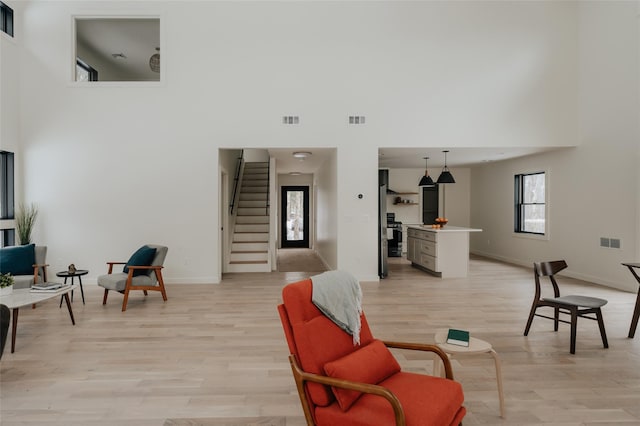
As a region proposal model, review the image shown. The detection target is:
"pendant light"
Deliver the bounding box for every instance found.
[437,150,455,184]
[418,157,434,186]
[149,47,160,73]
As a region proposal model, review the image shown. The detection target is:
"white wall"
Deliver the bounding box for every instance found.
[9,1,637,285]
[314,150,338,270]
[470,2,639,291]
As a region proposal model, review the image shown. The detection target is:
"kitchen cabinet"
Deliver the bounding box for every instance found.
[406,225,482,278]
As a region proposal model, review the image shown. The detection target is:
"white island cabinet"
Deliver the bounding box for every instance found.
[406,225,482,278]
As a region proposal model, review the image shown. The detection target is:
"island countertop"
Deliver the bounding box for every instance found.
[405,225,481,278]
[406,225,482,233]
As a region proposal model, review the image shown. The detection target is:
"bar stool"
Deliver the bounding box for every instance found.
[433,329,505,418]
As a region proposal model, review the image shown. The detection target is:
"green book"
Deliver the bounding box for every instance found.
[447,328,470,347]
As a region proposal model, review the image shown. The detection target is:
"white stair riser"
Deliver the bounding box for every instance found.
[236,216,269,224]
[237,208,268,216]
[240,193,268,201]
[238,200,268,208]
[232,242,268,251]
[235,224,269,233]
[230,252,268,262]
[233,233,268,242]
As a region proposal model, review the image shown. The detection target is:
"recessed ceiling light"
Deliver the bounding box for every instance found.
[111,53,127,59]
[292,151,312,159]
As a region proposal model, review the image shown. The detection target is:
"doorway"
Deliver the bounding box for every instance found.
[281,186,310,248]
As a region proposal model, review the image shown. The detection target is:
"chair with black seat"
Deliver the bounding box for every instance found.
[97,245,168,312]
[524,260,608,354]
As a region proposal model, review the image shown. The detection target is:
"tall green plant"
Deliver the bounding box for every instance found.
[16,203,38,245]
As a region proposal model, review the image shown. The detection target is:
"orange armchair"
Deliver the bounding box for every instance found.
[278,278,466,426]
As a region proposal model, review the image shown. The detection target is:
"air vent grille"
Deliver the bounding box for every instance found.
[282,116,299,125]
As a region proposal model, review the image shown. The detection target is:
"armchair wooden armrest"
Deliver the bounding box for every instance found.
[106,261,127,274]
[288,354,406,426]
[383,340,454,380]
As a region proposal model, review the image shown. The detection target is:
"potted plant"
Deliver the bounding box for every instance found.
[15,203,38,245]
[0,273,14,296]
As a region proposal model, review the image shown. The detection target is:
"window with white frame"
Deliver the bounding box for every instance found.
[514,171,545,235]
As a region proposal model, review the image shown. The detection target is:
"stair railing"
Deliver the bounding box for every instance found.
[266,160,270,216]
[230,150,244,215]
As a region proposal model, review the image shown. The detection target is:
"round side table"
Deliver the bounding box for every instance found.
[56,270,88,305]
[434,329,505,418]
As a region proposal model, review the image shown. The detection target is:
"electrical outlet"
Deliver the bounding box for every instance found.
[600,237,610,248]
[610,238,621,249]
[349,115,366,124]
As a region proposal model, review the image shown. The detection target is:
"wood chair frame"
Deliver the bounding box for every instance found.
[102,262,168,312]
[287,339,457,426]
[524,260,608,354]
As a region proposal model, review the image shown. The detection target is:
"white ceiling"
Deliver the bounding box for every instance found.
[378,147,564,169]
[269,146,563,175]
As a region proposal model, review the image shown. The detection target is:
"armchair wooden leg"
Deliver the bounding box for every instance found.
[102,289,109,305]
[122,289,130,312]
[156,270,168,302]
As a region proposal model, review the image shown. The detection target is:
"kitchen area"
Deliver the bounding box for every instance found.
[378,167,481,279]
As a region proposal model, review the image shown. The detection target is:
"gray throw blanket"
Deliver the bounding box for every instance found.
[311,270,363,345]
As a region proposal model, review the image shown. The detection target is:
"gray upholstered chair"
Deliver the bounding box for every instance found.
[97,245,168,312]
[0,245,48,289]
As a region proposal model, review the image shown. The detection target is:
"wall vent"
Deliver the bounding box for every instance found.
[349,115,366,124]
[282,116,299,125]
[600,237,621,249]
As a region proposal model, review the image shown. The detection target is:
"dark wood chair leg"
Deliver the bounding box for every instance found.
[629,288,640,338]
[524,303,537,336]
[102,289,109,305]
[554,307,560,331]
[596,308,608,348]
[570,309,578,354]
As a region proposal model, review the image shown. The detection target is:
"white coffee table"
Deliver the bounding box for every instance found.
[1,284,78,353]
[434,329,505,418]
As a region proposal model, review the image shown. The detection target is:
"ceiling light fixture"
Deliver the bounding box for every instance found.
[111,53,127,59]
[292,151,312,160]
[149,47,160,73]
[418,157,434,186]
[289,172,302,176]
[437,150,455,184]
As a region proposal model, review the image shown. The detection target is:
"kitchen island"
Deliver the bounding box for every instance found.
[406,225,482,278]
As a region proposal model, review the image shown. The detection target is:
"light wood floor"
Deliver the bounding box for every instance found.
[1,256,639,425]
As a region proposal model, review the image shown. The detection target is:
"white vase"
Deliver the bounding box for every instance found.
[0,285,13,296]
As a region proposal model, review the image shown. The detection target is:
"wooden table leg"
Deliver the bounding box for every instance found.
[629,287,640,338]
[63,293,76,325]
[10,307,19,353]
[490,349,505,418]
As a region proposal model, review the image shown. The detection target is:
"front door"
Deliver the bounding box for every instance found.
[281,186,309,248]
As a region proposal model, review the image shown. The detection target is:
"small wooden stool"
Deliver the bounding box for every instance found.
[434,330,505,418]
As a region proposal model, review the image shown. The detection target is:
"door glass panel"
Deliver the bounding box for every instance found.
[286,190,304,242]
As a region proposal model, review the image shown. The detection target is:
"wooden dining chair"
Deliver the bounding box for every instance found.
[524,260,608,354]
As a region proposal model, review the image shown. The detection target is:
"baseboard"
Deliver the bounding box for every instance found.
[470,249,633,293]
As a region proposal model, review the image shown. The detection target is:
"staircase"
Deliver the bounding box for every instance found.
[227,161,271,273]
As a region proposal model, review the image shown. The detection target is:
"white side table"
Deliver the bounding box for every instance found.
[434,330,505,418]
